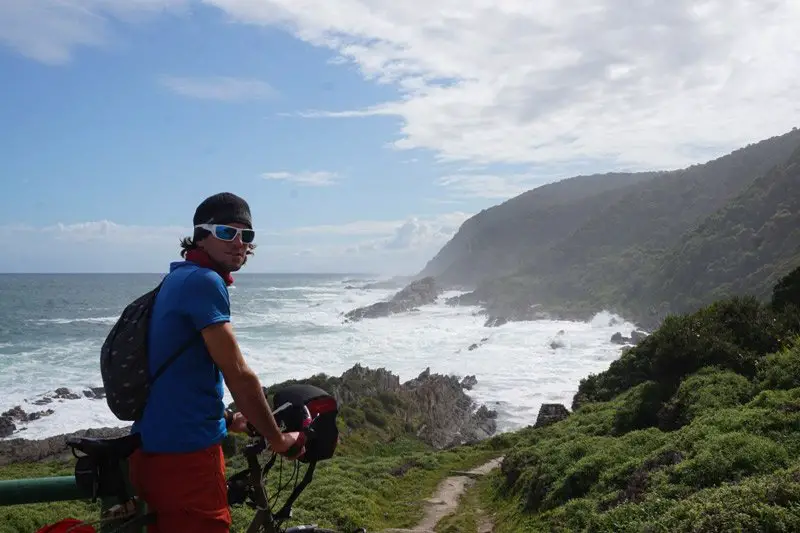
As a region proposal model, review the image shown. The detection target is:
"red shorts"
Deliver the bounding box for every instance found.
[129,443,231,533]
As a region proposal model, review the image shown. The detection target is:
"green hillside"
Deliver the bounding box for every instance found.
[642,144,800,317]
[481,266,800,532]
[436,128,800,327]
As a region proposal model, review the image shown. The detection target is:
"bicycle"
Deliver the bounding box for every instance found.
[61,383,366,533]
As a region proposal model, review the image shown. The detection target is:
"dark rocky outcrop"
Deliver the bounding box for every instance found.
[534,403,570,428]
[1,387,108,440]
[611,330,650,345]
[0,417,14,439]
[344,277,443,321]
[1,405,56,436]
[0,365,496,464]
[256,364,498,450]
[460,375,478,390]
[0,426,131,466]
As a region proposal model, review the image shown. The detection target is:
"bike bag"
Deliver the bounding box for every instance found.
[271,383,339,463]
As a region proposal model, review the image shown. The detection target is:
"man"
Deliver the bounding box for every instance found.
[129,192,303,533]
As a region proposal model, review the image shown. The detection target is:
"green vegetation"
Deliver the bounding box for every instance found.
[0,375,513,533]
[435,474,495,533]
[421,128,800,329]
[481,266,800,532]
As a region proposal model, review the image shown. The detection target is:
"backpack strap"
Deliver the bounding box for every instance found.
[146,274,200,386]
[149,332,202,386]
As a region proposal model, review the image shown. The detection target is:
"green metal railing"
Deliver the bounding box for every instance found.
[0,461,147,533]
[0,475,83,505]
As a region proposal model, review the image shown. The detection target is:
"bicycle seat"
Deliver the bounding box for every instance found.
[67,433,141,460]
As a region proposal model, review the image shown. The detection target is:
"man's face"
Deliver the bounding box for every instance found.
[198,222,252,272]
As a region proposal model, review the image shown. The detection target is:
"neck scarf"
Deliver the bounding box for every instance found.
[185,248,234,286]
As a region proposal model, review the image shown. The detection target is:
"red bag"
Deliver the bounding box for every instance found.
[35,518,96,533]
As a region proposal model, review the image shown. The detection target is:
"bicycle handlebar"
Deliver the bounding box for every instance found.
[244,405,318,459]
[228,405,367,533]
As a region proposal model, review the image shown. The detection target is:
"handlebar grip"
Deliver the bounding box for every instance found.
[245,406,317,446]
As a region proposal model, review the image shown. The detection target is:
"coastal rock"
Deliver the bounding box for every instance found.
[534,403,570,428]
[54,387,81,400]
[28,386,105,407]
[334,364,497,448]
[611,330,650,345]
[484,316,508,328]
[250,364,497,450]
[460,375,478,390]
[1,405,56,437]
[0,426,131,466]
[406,370,497,448]
[344,277,443,321]
[463,337,490,352]
[611,332,627,344]
[0,387,107,440]
[0,418,14,439]
[549,329,567,349]
[82,387,106,399]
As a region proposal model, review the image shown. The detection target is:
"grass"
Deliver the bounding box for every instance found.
[0,392,515,533]
[473,269,800,533]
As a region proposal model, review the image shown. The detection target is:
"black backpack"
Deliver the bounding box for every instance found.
[100,281,199,421]
[271,384,340,463]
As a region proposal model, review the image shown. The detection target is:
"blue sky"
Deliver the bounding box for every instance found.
[1,1,798,274]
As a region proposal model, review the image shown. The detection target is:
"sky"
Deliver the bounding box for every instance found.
[1,1,799,275]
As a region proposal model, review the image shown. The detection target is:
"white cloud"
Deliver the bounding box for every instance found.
[160,76,276,101]
[43,220,187,243]
[0,0,188,65]
[7,2,800,173]
[201,0,800,170]
[286,212,468,239]
[261,171,338,186]
[0,213,470,274]
[436,174,554,199]
[275,212,470,274]
[288,219,402,236]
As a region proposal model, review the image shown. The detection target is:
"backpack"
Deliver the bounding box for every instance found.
[100,281,199,421]
[270,384,340,463]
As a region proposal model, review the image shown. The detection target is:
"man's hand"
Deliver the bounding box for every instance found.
[272,431,306,460]
[229,412,249,434]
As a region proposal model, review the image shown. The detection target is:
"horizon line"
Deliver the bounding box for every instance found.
[0,271,389,276]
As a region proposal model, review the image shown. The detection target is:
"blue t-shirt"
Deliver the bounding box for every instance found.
[131,260,231,453]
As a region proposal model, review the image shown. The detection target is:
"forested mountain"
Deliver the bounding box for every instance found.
[645,144,800,316]
[418,128,800,326]
[416,172,662,286]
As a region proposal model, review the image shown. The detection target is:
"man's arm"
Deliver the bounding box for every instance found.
[201,321,289,452]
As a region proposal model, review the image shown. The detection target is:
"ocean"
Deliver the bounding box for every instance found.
[0,273,636,441]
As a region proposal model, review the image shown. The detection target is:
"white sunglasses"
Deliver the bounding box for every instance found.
[195,224,256,244]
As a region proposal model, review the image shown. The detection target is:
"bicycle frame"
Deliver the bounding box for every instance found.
[231,435,320,533]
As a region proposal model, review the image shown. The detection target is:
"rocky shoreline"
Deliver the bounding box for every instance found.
[345,275,658,332]
[1,386,109,439]
[0,364,502,465]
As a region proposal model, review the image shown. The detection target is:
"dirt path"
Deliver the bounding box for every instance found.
[382,456,503,533]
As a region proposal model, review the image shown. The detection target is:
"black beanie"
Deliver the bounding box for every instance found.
[193,192,253,229]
